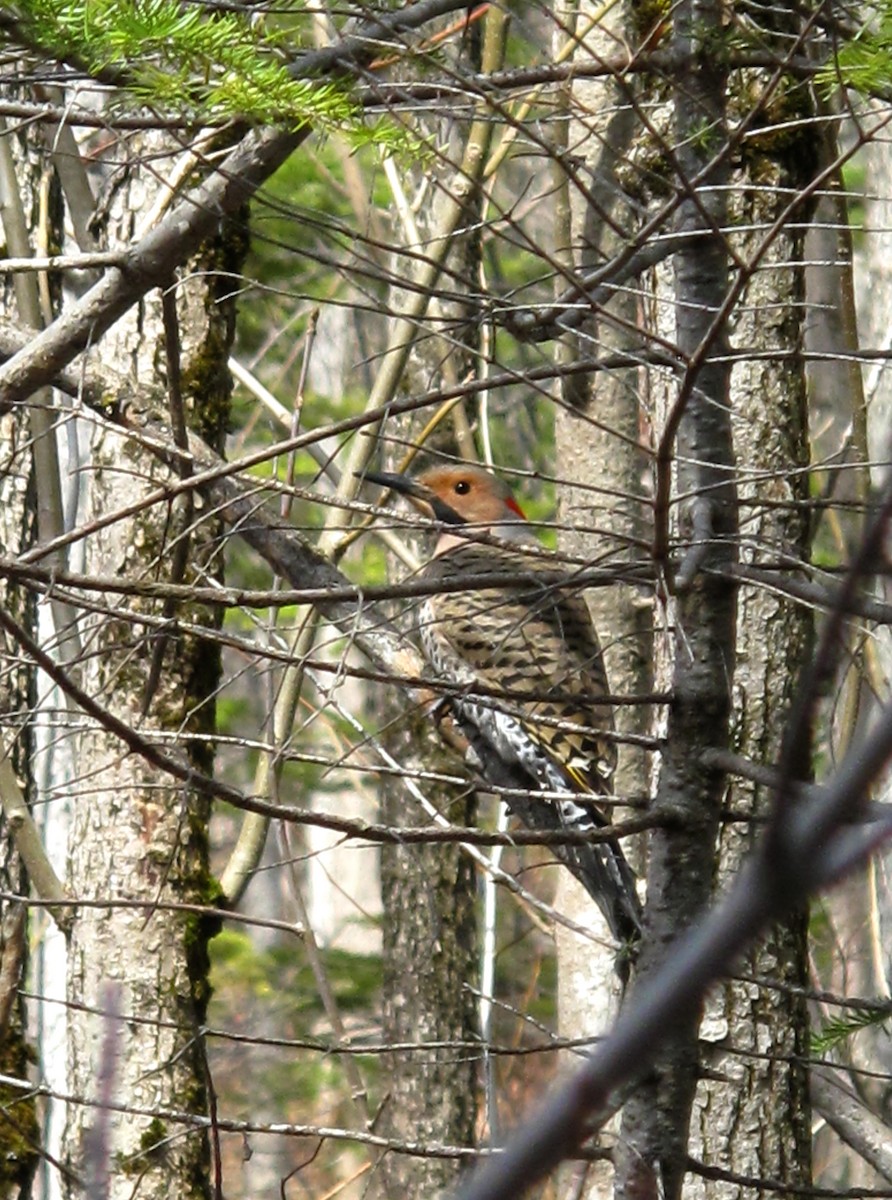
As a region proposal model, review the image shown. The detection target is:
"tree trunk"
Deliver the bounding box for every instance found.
[685,132,815,1198]
[379,760,478,1193]
[375,19,490,1187]
[0,104,61,1200]
[48,127,241,1200]
[0,300,38,1200]
[553,0,655,1191]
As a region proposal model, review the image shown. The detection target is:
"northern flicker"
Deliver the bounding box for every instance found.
[365,463,642,947]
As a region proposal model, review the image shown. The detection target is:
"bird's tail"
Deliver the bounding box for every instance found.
[506,790,643,948]
[565,833,642,947]
[447,711,643,959]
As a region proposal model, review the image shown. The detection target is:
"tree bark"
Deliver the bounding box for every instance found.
[375,16,490,1186]
[617,0,737,1190]
[0,316,38,1200]
[0,102,58,1200]
[553,1,655,1191]
[686,130,814,1196]
[379,761,478,1194]
[54,128,242,1200]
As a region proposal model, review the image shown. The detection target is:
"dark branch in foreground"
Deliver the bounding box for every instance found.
[454,700,892,1200]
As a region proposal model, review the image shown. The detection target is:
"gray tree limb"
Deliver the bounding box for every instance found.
[0,126,305,412]
[0,0,480,414]
[812,1068,892,1183]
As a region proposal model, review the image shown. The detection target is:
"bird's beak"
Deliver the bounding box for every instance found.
[360,470,464,526]
[362,469,430,503]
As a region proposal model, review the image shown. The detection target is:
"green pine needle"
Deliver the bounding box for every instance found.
[15,0,422,151]
[810,1003,892,1057]
[818,5,892,102]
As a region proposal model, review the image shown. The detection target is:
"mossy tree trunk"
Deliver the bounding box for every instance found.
[26,127,244,1200]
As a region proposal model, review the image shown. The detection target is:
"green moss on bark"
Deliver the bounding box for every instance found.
[0,1033,39,1193]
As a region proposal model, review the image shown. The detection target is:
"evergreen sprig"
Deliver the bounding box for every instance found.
[15,0,414,149]
[810,1003,891,1056]
[818,5,892,102]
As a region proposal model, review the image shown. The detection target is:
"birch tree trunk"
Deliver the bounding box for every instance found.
[552,2,656,1192]
[0,103,63,1200]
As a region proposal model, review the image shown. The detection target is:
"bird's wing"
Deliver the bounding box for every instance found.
[425,543,617,793]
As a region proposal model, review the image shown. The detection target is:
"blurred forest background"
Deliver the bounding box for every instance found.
[3,0,892,1198]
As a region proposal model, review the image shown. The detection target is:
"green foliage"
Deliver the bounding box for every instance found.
[843,154,867,243]
[216,693,251,737]
[210,926,381,1015]
[15,0,413,148]
[208,927,382,1107]
[234,145,393,359]
[818,5,892,102]
[811,1003,892,1056]
[360,539,389,588]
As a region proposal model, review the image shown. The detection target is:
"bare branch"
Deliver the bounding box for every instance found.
[811,1068,892,1185]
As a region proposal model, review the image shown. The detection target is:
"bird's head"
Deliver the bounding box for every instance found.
[367,463,525,525]
[363,464,529,543]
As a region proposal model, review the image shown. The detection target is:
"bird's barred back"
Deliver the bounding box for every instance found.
[420,541,617,793]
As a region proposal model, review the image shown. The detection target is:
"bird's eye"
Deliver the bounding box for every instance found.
[454,480,471,495]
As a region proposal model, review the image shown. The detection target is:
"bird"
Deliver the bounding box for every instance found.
[364,462,642,950]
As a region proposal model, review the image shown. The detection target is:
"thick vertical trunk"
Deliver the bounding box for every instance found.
[54,129,241,1200]
[378,508,479,1194]
[610,2,811,1194]
[553,2,655,1192]
[379,761,478,1193]
[617,8,736,1175]
[376,25,488,1187]
[686,148,814,1196]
